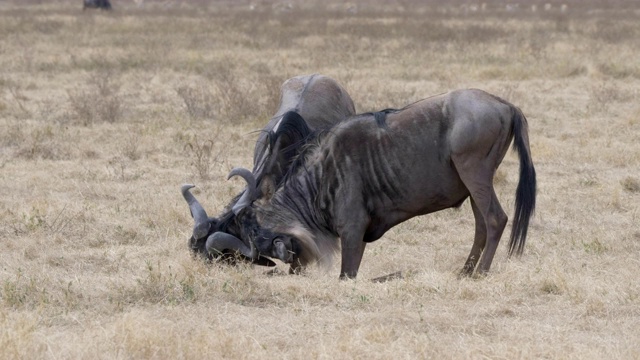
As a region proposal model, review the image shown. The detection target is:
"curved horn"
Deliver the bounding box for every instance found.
[205,231,257,259]
[181,184,211,239]
[227,168,257,215]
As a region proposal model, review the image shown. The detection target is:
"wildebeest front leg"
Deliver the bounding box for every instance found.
[340,237,366,279]
[336,208,368,279]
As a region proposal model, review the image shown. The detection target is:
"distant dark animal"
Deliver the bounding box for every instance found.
[182,74,355,266]
[189,89,536,279]
[83,0,112,10]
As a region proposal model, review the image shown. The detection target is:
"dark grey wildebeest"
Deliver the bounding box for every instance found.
[83,0,112,10]
[182,74,355,266]
[187,89,536,279]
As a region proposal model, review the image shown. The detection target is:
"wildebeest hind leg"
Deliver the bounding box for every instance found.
[472,185,507,275]
[459,198,487,277]
[453,157,508,276]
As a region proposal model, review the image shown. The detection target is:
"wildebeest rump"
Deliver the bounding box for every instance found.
[200,89,536,279]
[181,74,356,265]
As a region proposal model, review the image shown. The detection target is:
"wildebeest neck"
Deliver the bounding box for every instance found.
[262,158,329,234]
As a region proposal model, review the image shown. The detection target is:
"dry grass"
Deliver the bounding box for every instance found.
[1,0,640,358]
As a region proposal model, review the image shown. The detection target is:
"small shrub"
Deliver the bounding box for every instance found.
[183,134,221,180]
[67,71,124,125]
[588,82,621,114]
[0,121,24,148]
[211,71,261,122]
[621,177,640,193]
[593,19,637,44]
[175,84,216,120]
[579,176,599,187]
[10,125,69,161]
[540,280,563,295]
[6,82,31,117]
[106,156,143,182]
[582,239,608,255]
[184,62,283,123]
[122,130,142,161]
[251,63,283,117]
[1,272,50,309]
[112,261,198,306]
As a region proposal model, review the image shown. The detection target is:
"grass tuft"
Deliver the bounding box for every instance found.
[621,177,640,193]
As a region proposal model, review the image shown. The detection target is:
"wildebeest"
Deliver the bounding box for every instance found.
[187,89,536,279]
[182,74,355,266]
[83,0,112,10]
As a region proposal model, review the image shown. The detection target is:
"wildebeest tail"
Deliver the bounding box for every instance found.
[508,107,536,256]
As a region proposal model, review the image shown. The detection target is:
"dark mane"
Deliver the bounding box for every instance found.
[273,112,312,145]
[261,111,314,186]
[279,108,401,187]
[278,128,327,188]
[253,111,312,188]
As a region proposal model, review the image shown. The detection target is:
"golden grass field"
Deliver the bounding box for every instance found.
[1,0,639,358]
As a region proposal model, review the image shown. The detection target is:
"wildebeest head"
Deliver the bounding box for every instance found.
[181,112,312,265]
[182,165,305,267]
[182,170,303,267]
[181,74,355,265]
[181,179,277,267]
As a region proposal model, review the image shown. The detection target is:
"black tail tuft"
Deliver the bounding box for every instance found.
[508,109,536,257]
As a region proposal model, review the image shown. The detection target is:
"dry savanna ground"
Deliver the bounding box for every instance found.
[1,0,639,358]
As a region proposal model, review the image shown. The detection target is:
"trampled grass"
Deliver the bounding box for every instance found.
[1,1,639,358]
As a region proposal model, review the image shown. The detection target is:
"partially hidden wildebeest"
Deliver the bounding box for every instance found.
[186,89,536,279]
[181,74,356,267]
[83,0,112,10]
